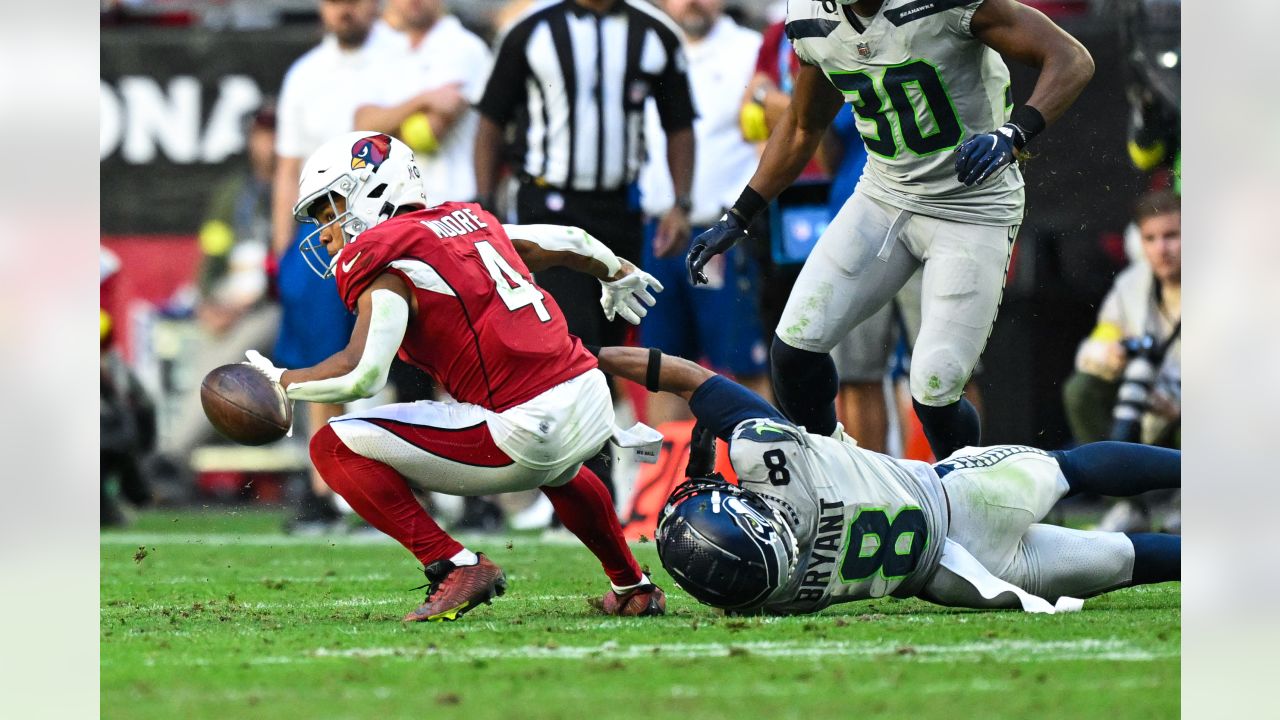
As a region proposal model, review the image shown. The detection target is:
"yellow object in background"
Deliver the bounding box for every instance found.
[1089,321,1124,343]
[740,102,769,143]
[400,112,440,154]
[1127,139,1166,172]
[100,308,113,343]
[199,220,235,257]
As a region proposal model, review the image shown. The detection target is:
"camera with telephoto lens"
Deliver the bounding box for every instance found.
[1109,334,1161,442]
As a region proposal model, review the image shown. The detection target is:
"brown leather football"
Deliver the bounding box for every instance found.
[200,364,292,446]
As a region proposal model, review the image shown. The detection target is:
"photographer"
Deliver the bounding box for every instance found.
[1063,190,1180,533]
[1064,190,1181,450]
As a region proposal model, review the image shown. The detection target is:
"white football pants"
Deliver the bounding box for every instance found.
[922,445,1136,608]
[776,189,1017,406]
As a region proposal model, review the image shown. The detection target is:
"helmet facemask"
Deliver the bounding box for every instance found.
[295,174,369,279]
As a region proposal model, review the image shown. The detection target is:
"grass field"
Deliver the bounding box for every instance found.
[102,509,1180,719]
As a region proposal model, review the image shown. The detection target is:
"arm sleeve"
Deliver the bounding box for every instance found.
[475,21,532,124]
[689,375,789,441]
[652,32,697,132]
[502,223,622,277]
[285,289,409,403]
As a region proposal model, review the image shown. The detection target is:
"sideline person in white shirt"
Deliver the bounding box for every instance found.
[637,0,770,427]
[273,0,408,259]
[354,0,493,205]
[270,0,408,524]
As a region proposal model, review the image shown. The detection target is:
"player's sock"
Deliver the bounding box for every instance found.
[1052,442,1181,497]
[309,425,464,565]
[611,574,652,593]
[770,337,838,437]
[1126,532,1180,584]
[449,548,479,567]
[912,396,981,460]
[540,464,644,587]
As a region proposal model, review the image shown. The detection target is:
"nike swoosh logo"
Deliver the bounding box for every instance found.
[340,251,362,273]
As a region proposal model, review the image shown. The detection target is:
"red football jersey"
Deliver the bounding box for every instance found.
[334,202,597,412]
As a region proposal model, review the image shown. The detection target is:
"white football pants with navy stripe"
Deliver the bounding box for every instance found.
[775,188,1017,406]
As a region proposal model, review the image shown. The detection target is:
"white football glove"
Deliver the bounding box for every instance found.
[243,349,285,384]
[600,269,664,325]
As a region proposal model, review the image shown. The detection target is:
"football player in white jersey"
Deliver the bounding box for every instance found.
[593,345,1178,614]
[686,0,1095,460]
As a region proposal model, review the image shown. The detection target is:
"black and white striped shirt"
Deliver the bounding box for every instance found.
[476,0,696,193]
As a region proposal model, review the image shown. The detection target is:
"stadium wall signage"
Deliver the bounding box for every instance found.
[101,28,315,235]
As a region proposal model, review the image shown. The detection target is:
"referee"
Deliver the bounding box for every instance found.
[474,0,696,353]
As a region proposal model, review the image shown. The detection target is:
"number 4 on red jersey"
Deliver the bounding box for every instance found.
[333,202,595,411]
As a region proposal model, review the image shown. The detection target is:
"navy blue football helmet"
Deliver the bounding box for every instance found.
[655,477,798,612]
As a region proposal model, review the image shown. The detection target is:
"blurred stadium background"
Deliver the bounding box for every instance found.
[96,1,1183,715]
[99,0,1179,527]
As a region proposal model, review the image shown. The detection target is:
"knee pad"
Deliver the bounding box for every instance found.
[770,335,828,372]
[770,337,838,403]
[910,346,970,406]
[770,336,839,436]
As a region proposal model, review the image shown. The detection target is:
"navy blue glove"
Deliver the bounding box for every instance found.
[686,212,749,285]
[953,123,1023,186]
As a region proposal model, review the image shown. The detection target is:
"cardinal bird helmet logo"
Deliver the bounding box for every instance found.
[350,133,393,171]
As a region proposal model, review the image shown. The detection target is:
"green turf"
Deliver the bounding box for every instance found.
[102,509,1180,719]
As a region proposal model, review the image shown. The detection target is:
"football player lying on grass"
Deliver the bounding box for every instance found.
[593,345,1179,615]
[243,132,667,621]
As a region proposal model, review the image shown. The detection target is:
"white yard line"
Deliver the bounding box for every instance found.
[125,638,1175,669]
[101,573,401,585]
[167,672,1167,705]
[102,594,592,613]
[100,532,590,548]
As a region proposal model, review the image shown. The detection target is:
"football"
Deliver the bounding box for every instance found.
[200,363,292,446]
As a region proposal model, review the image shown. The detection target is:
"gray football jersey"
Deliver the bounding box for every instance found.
[726,419,949,615]
[787,0,1024,225]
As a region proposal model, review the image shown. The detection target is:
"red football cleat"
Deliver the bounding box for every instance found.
[403,554,507,622]
[596,583,666,617]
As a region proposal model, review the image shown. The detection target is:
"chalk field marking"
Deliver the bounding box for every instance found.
[101,573,403,586]
[172,671,1166,705]
[101,532,588,548]
[102,594,591,615]
[129,638,1174,669]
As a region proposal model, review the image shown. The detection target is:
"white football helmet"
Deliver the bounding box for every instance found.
[292,131,427,278]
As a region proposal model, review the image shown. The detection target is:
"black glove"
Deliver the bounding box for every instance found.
[685,422,718,478]
[686,211,749,285]
[953,123,1022,186]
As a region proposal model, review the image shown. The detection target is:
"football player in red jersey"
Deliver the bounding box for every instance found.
[243,132,667,621]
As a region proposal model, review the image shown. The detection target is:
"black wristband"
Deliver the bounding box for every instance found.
[729,186,768,224]
[645,347,662,393]
[583,343,602,358]
[1006,105,1047,150]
